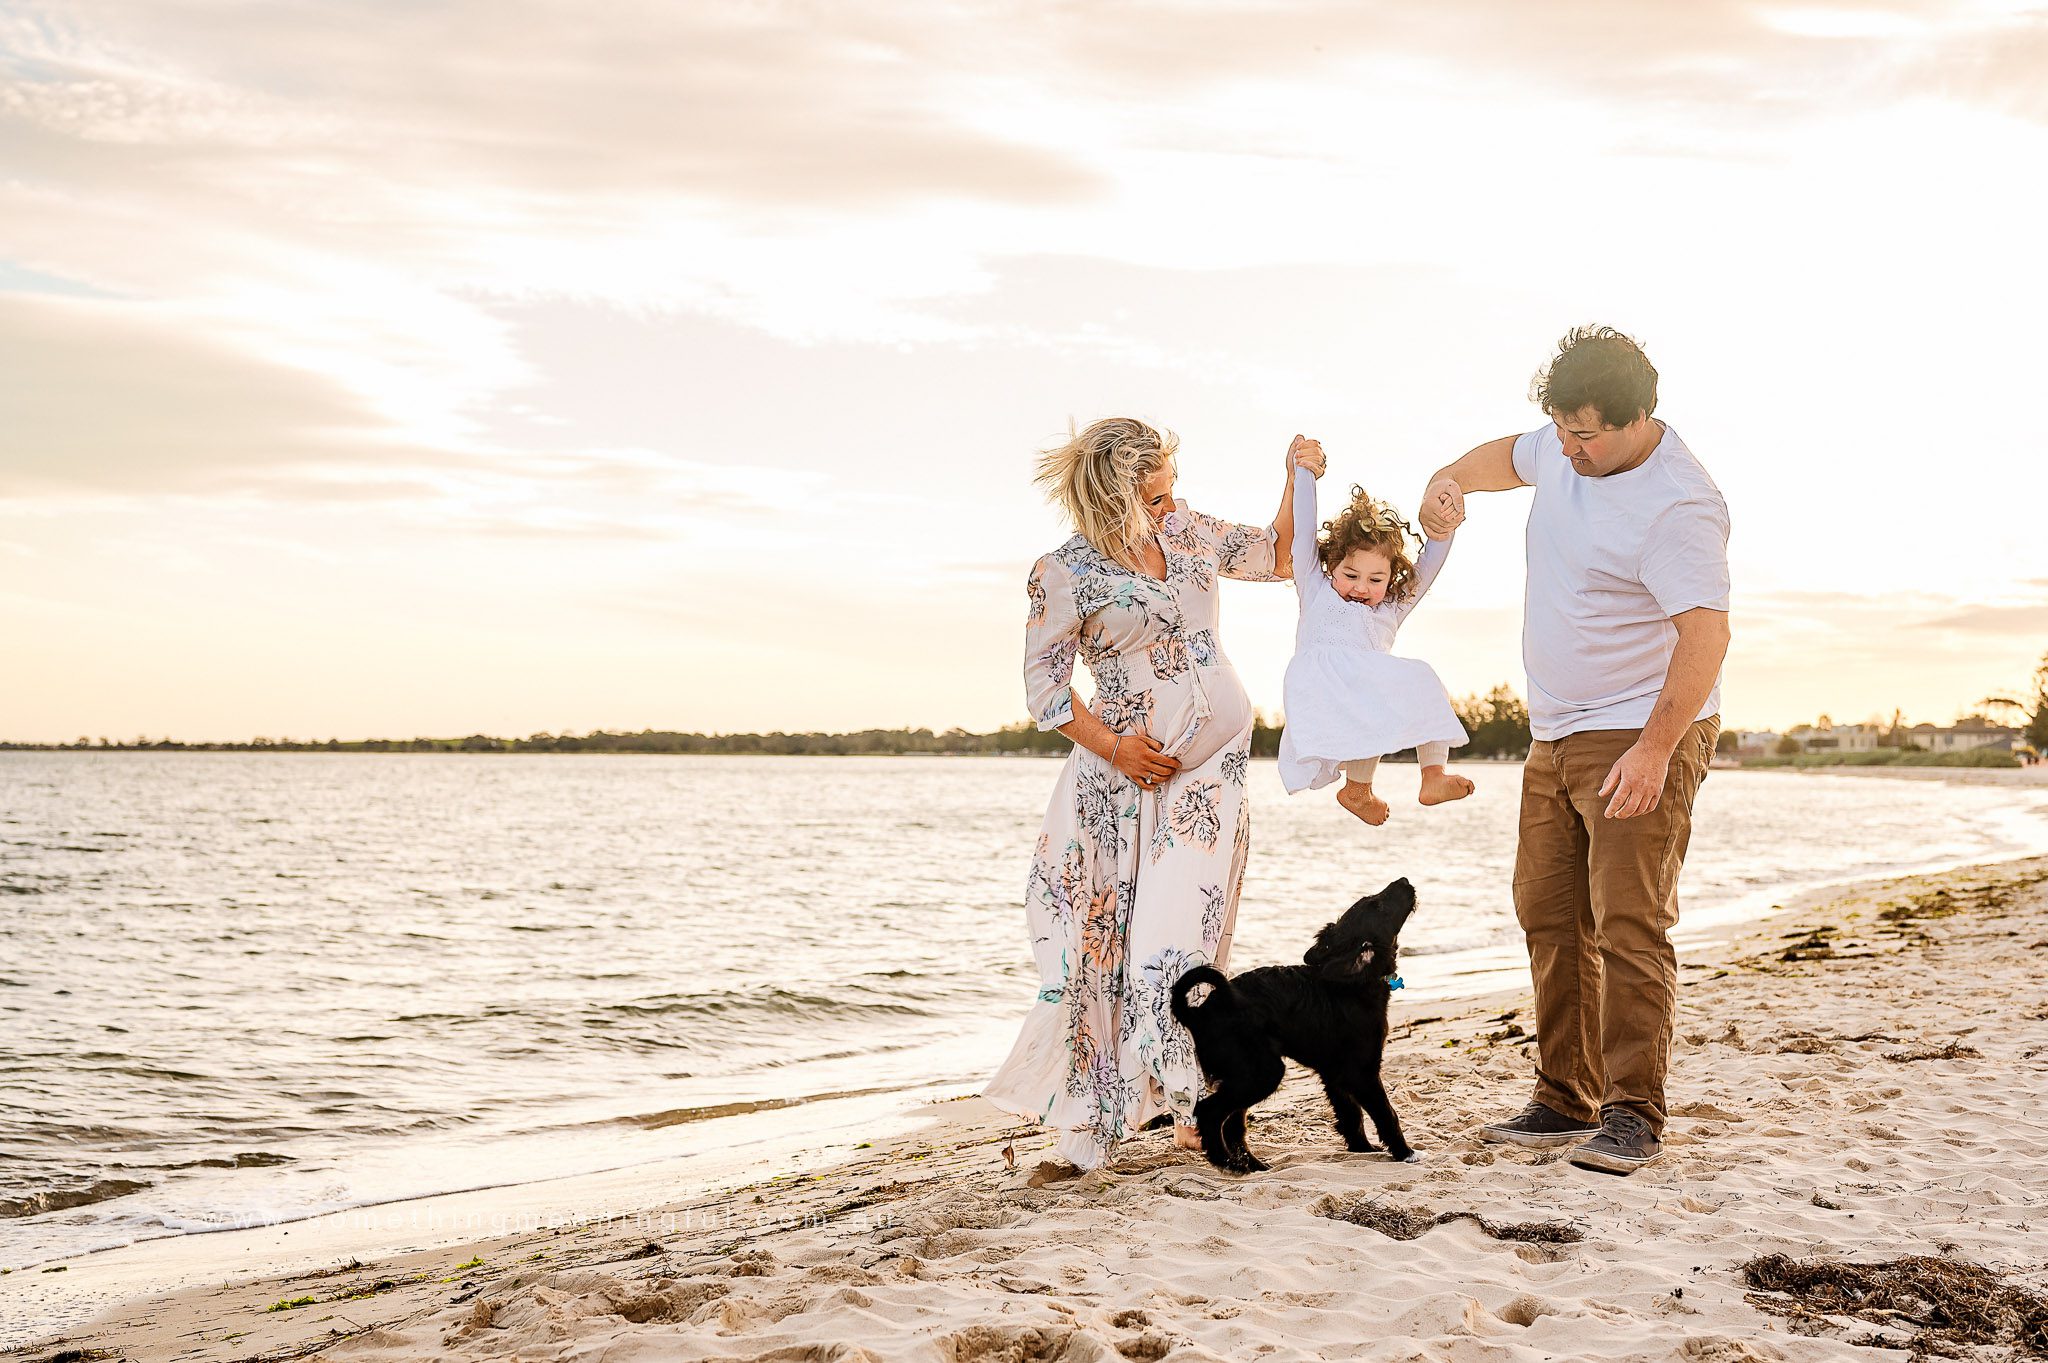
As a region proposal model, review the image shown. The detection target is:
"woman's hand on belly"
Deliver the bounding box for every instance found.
[1058,703,1180,789]
[1111,733,1181,789]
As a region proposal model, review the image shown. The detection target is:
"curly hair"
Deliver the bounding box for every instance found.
[1531,324,1658,428]
[1033,417,1178,569]
[1317,485,1420,603]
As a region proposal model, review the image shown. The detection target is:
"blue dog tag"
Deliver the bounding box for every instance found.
[1387,975,1404,991]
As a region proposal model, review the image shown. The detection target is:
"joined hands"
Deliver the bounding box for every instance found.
[1418,477,1465,539]
[1289,434,1326,478]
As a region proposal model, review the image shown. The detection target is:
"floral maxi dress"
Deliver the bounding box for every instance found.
[983,502,1283,1169]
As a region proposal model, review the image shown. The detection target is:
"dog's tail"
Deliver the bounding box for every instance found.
[1170,964,1232,1029]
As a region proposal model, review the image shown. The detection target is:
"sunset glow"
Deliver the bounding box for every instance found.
[4,2,2044,741]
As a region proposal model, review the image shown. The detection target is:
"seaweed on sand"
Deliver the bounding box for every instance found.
[1882,1039,1983,1063]
[1314,1196,1582,1244]
[1742,1252,2048,1357]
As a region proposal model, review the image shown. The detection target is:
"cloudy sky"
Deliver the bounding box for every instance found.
[3,0,2045,743]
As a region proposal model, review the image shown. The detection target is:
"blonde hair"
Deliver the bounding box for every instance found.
[1033,417,1178,569]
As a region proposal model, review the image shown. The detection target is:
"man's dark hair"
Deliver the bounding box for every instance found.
[1531,325,1658,427]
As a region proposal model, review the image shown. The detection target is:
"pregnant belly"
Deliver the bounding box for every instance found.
[1146,665,1253,774]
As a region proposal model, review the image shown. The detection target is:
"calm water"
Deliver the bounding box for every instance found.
[5,751,2047,1271]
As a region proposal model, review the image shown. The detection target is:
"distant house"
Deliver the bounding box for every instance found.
[1756,718,2021,758]
[1909,719,2020,753]
[1733,729,1781,757]
[1788,723,1880,753]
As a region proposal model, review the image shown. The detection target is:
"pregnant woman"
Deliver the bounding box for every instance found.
[984,417,1318,1170]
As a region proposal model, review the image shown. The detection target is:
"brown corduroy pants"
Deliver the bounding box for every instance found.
[1511,716,1719,1136]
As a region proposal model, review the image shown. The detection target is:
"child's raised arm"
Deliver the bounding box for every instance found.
[1387,532,1452,624]
[1282,435,1323,599]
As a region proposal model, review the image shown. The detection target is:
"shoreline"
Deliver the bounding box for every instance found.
[15,800,2046,1289]
[17,853,2048,1360]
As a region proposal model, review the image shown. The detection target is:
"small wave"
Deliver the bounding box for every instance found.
[100,1065,213,1082]
[159,1151,296,1171]
[600,985,937,1023]
[1,1178,151,1219]
[755,1037,933,1069]
[15,1121,154,1143]
[607,1082,925,1132]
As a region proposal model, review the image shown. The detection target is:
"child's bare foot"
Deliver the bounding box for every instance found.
[1418,767,1475,805]
[1337,780,1390,825]
[1173,1121,1202,1151]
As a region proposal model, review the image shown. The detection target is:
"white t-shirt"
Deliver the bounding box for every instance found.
[1513,421,1730,741]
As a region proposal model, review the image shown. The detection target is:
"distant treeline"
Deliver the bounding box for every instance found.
[1,685,1539,760]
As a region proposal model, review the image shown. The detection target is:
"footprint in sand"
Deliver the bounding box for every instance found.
[1496,1293,1562,1327]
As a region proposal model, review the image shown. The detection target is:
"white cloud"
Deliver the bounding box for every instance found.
[3,0,2047,738]
[0,293,478,496]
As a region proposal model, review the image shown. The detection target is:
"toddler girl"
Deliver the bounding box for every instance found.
[1279,444,1474,824]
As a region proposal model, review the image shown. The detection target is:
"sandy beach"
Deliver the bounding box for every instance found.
[14,853,2048,1362]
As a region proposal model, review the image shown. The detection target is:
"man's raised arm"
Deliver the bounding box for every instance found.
[1417,435,1527,537]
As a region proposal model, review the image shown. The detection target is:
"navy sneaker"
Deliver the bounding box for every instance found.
[1477,1101,1602,1149]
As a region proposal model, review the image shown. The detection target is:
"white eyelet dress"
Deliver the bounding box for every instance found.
[1277,467,1468,793]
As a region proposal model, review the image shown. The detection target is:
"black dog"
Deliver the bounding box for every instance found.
[1170,878,1418,1173]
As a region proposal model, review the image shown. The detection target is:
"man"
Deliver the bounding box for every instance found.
[1419,326,1730,1175]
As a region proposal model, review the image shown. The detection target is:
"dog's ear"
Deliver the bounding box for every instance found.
[1307,939,1376,979]
[1302,921,1343,968]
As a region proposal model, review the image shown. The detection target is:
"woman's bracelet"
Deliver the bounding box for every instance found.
[1109,735,1123,766]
